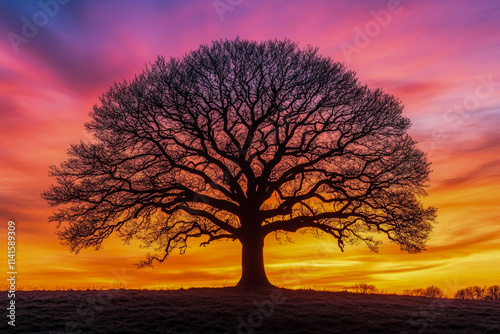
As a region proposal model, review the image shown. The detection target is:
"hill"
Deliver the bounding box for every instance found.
[1,288,499,333]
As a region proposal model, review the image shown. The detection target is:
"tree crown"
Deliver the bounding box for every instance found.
[43,38,436,267]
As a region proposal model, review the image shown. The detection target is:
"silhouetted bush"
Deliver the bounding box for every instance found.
[424,285,445,298]
[402,288,425,297]
[350,283,378,294]
[402,286,444,298]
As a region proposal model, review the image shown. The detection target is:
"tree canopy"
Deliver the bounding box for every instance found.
[43,38,437,287]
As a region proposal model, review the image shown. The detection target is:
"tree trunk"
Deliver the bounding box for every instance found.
[236,234,273,288]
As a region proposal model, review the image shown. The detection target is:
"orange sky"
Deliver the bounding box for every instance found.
[1,0,499,295]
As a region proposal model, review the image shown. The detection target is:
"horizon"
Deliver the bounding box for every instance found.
[1,0,500,296]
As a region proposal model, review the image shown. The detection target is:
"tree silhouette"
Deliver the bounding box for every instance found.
[455,285,500,300]
[42,38,437,288]
[402,286,444,298]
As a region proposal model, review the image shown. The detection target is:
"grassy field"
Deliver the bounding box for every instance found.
[1,288,499,333]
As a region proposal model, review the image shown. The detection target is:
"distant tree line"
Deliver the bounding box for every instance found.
[454,285,500,300]
[348,283,500,300]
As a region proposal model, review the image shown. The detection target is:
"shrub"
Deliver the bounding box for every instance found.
[402,286,444,298]
[424,285,445,298]
[350,283,378,294]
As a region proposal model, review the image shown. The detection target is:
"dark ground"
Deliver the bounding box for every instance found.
[1,288,499,333]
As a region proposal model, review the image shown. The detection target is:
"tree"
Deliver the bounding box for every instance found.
[424,285,445,298]
[485,285,500,300]
[42,38,437,288]
[455,287,475,299]
[351,283,378,294]
[455,285,500,300]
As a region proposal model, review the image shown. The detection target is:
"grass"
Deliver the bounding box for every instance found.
[1,287,499,333]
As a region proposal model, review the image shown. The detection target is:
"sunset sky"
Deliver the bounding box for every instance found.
[1,0,499,295]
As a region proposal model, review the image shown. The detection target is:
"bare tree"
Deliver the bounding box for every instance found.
[455,287,475,299]
[351,283,378,294]
[485,285,500,300]
[456,285,500,300]
[424,285,445,298]
[42,38,437,288]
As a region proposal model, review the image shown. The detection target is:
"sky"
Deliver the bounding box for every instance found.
[0,0,499,295]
